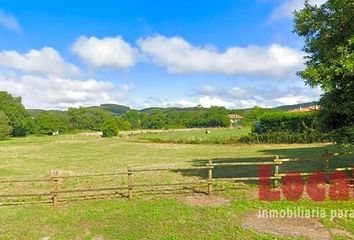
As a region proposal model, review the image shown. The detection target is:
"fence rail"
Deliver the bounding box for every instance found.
[0,152,353,206]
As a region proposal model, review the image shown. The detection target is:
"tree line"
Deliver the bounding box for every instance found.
[0,91,231,139]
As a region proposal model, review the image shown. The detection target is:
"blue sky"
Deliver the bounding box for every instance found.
[0,0,324,109]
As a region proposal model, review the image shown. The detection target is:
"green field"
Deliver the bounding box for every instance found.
[129,127,251,144]
[0,133,354,239]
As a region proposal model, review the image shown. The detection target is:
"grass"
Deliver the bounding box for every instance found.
[1,189,354,240]
[0,133,341,178]
[128,127,251,144]
[0,134,353,239]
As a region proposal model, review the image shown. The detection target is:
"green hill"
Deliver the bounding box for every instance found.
[27,101,319,117]
[99,104,131,115]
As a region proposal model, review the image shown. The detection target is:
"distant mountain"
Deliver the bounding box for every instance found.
[140,106,204,114]
[99,104,131,115]
[27,109,66,117]
[27,101,319,117]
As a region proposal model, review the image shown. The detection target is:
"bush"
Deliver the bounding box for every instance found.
[101,117,118,137]
[239,132,331,144]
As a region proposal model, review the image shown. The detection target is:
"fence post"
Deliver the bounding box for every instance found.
[207,160,213,196]
[50,170,59,207]
[322,151,331,184]
[274,155,280,188]
[128,165,133,199]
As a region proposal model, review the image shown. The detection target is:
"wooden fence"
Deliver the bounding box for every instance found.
[0,152,352,206]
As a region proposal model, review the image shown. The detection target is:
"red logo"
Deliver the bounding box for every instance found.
[259,165,353,201]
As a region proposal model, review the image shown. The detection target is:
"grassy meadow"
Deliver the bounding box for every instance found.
[0,131,354,239]
[128,127,251,144]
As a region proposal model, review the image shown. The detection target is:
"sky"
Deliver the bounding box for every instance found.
[0,0,325,110]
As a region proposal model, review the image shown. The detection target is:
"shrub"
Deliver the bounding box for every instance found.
[101,117,119,137]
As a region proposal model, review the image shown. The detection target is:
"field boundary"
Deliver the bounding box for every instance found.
[0,152,353,206]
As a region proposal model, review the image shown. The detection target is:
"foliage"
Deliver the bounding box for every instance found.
[116,117,132,130]
[294,0,354,145]
[187,107,231,128]
[36,112,70,134]
[246,112,327,144]
[258,112,318,134]
[239,132,330,144]
[67,107,111,131]
[141,110,168,129]
[122,107,230,130]
[241,106,283,127]
[0,91,28,136]
[331,126,354,149]
[22,117,37,135]
[122,110,142,129]
[242,106,268,126]
[101,117,119,137]
[0,111,12,139]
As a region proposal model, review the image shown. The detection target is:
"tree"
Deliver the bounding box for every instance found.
[36,112,70,134]
[67,107,110,130]
[22,117,37,135]
[141,110,168,129]
[116,118,132,130]
[101,117,119,137]
[0,91,28,136]
[122,110,142,129]
[187,107,231,128]
[294,0,354,145]
[0,111,12,139]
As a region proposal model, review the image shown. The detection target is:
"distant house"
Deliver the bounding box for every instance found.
[289,105,320,113]
[229,114,244,124]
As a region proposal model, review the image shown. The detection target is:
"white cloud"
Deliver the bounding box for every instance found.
[198,96,236,108]
[138,35,304,79]
[141,96,232,109]
[72,36,138,70]
[193,84,321,109]
[199,85,217,95]
[272,89,320,105]
[270,0,326,21]
[160,99,197,108]
[0,47,80,77]
[0,10,21,32]
[0,71,123,109]
[160,96,256,109]
[136,82,321,110]
[228,87,250,99]
[122,83,135,91]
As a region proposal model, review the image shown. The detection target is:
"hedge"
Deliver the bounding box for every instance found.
[239,132,331,144]
[257,112,318,134]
